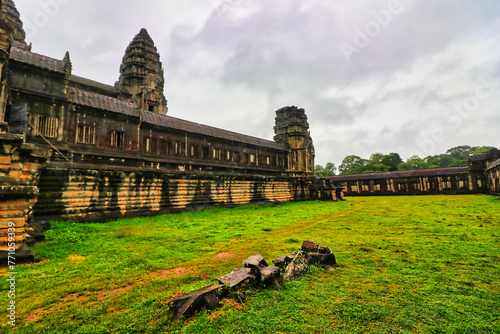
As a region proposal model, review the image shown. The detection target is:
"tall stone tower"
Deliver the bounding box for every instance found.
[0,0,13,126]
[274,106,315,174]
[117,28,167,115]
[1,0,29,51]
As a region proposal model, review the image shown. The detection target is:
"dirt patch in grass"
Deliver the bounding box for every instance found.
[150,267,195,279]
[63,293,86,301]
[26,308,46,322]
[98,285,134,300]
[216,252,235,259]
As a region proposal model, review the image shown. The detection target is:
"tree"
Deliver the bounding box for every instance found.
[369,153,384,164]
[446,145,473,160]
[339,155,364,175]
[325,162,337,175]
[397,155,437,170]
[425,154,456,168]
[316,163,336,176]
[381,153,403,171]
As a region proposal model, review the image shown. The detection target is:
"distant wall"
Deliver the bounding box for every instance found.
[485,160,500,194]
[33,163,328,224]
[326,167,486,196]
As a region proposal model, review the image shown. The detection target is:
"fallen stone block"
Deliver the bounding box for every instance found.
[242,254,268,279]
[301,240,319,253]
[215,268,256,289]
[168,284,225,320]
[260,265,281,283]
[306,252,337,266]
[243,254,268,269]
[272,254,294,269]
[284,250,309,280]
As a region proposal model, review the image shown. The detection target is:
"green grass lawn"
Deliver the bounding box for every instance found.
[1,195,499,333]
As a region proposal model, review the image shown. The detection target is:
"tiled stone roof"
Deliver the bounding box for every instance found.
[486,159,500,172]
[326,166,470,181]
[10,47,65,73]
[66,87,139,117]
[143,111,286,150]
[69,75,117,94]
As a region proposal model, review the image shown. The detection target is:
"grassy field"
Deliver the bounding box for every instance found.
[1,195,499,333]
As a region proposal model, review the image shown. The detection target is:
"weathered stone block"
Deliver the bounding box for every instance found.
[0,243,34,265]
[284,250,309,280]
[260,265,281,282]
[215,268,256,289]
[0,154,11,168]
[301,240,319,253]
[168,284,225,320]
[306,252,337,266]
[242,254,268,273]
[272,254,295,269]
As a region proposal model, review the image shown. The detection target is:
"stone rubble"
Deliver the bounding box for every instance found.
[167,240,337,320]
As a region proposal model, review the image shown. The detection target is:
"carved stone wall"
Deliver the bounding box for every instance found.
[0,133,51,264]
[33,164,321,224]
[485,159,500,194]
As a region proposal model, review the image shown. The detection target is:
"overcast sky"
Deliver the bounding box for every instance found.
[15,0,500,167]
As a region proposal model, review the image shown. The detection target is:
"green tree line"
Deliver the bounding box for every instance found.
[316,145,494,176]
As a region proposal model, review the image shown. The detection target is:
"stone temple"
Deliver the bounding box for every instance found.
[0,0,498,264]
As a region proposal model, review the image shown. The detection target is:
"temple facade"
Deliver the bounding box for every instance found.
[0,0,326,263]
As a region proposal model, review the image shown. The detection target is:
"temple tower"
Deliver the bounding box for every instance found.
[274,106,315,174]
[1,0,29,50]
[0,0,13,126]
[117,28,167,115]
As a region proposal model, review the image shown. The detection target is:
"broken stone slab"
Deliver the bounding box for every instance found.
[242,254,268,268]
[319,246,331,254]
[242,254,280,284]
[272,254,294,269]
[306,252,337,266]
[215,268,256,289]
[284,250,309,280]
[242,254,268,279]
[168,284,225,320]
[301,240,319,253]
[260,265,281,283]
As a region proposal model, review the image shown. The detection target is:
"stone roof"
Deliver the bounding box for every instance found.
[326,166,470,182]
[66,87,139,117]
[10,47,65,73]
[486,158,500,172]
[64,89,286,150]
[469,152,487,162]
[142,111,286,150]
[69,75,117,95]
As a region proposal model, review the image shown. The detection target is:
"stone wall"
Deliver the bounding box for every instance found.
[326,166,485,196]
[485,159,500,194]
[0,133,51,264]
[33,163,327,224]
